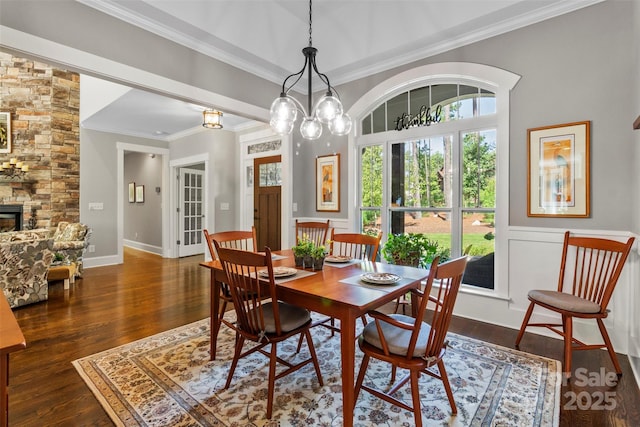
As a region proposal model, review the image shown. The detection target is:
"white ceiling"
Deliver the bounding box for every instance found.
[79,0,602,141]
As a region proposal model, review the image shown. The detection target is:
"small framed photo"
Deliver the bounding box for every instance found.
[128,182,136,203]
[527,121,590,217]
[316,153,340,212]
[0,111,11,153]
[135,185,145,203]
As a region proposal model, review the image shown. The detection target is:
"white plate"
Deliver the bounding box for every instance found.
[360,272,401,285]
[325,255,352,263]
[259,267,297,278]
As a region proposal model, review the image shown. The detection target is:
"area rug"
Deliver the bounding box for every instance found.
[73,312,561,427]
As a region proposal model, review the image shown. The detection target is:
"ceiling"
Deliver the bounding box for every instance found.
[79,0,602,141]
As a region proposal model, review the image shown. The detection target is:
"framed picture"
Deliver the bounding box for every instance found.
[0,111,11,153]
[527,121,590,217]
[316,153,340,212]
[135,185,145,203]
[128,182,136,203]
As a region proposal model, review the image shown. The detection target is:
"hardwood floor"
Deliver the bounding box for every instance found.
[6,247,640,426]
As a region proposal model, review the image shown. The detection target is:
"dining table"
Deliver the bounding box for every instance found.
[200,249,429,427]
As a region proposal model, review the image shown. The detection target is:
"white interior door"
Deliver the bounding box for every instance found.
[178,168,204,257]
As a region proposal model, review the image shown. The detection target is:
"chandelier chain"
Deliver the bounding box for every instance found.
[308,0,313,47]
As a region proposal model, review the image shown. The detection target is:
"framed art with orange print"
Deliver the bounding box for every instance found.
[316,154,339,212]
[527,121,590,217]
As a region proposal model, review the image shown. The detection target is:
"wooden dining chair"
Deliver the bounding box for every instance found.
[203,228,256,359]
[330,230,383,262]
[214,244,324,419]
[354,256,468,427]
[515,231,634,378]
[295,219,330,246]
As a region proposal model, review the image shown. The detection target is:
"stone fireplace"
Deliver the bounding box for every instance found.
[0,205,23,231]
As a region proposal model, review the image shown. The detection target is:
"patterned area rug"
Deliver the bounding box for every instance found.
[73,312,561,426]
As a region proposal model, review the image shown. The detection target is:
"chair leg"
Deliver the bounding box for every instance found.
[267,342,277,419]
[354,354,370,401]
[437,359,457,415]
[562,314,573,378]
[596,318,623,375]
[409,370,423,427]
[225,334,244,389]
[305,330,324,386]
[515,301,536,347]
[295,332,304,353]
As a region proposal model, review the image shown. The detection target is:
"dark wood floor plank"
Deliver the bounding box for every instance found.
[6,247,639,426]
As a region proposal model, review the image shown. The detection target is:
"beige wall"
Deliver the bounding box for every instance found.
[0,51,80,228]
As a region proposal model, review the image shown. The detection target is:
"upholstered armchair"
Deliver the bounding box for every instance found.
[0,230,54,308]
[51,222,91,277]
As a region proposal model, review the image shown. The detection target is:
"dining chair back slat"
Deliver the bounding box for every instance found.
[215,245,279,338]
[204,228,257,261]
[330,230,382,262]
[295,220,330,247]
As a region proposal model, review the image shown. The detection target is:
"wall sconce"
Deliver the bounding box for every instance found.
[0,158,29,179]
[202,109,223,129]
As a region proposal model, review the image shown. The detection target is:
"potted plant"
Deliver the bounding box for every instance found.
[311,243,327,270]
[382,233,449,268]
[292,234,313,267]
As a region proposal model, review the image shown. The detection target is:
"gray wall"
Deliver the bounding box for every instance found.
[299,0,635,232]
[123,152,162,247]
[170,128,239,233]
[80,128,168,258]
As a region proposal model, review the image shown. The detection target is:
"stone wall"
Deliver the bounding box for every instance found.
[0,51,80,229]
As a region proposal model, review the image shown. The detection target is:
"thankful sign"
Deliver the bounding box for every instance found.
[394,104,442,131]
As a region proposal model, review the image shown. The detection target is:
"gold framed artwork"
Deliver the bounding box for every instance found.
[128,182,136,203]
[527,121,590,217]
[0,111,11,153]
[316,153,340,212]
[135,185,145,203]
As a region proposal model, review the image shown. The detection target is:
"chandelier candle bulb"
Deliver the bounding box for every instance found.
[9,158,17,165]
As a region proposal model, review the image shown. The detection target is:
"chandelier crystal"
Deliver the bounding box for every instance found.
[269,0,352,140]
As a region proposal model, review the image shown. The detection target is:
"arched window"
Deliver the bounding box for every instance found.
[351,63,519,294]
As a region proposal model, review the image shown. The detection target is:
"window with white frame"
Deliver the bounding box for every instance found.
[358,82,498,290]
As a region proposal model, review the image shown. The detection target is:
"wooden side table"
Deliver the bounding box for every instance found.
[47,263,77,290]
[0,295,26,427]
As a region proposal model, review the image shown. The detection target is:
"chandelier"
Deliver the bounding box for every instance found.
[202,109,223,129]
[269,0,352,140]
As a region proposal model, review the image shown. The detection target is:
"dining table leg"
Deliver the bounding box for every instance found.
[210,270,220,361]
[340,313,356,427]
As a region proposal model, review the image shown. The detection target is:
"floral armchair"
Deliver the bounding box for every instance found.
[51,222,91,277]
[0,230,54,308]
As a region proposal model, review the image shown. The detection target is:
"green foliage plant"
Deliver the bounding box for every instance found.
[382,233,449,268]
[292,233,313,258]
[311,243,327,259]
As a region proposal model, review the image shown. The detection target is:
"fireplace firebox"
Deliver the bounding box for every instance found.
[0,205,23,232]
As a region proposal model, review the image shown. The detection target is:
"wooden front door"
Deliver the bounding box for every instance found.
[254,155,281,251]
